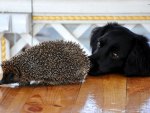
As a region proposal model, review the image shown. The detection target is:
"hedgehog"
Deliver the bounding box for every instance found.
[0,41,90,87]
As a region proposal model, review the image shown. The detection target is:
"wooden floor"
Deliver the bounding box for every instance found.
[0,74,150,113]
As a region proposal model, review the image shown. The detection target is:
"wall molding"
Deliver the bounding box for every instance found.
[33,16,150,21]
[1,36,6,61]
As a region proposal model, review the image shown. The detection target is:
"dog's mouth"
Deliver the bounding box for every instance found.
[88,58,101,75]
[89,59,97,69]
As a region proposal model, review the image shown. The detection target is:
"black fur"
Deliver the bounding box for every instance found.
[89,23,150,76]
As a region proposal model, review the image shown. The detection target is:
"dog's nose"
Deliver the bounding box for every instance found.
[88,56,91,59]
[88,55,94,60]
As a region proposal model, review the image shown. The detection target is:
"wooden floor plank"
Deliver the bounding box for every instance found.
[102,74,127,113]
[0,72,34,113]
[0,88,20,113]
[5,87,33,113]
[1,74,150,113]
[127,77,150,113]
[21,84,81,113]
[72,76,104,113]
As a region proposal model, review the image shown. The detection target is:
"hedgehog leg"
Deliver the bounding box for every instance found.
[19,82,30,86]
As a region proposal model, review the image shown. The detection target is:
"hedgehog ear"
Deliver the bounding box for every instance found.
[124,36,150,76]
[1,60,9,71]
[1,60,7,66]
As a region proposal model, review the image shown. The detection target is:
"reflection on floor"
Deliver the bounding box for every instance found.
[0,74,150,113]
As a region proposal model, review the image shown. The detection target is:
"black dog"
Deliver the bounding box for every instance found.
[89,23,150,76]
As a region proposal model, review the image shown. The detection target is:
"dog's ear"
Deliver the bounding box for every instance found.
[124,36,150,76]
[90,26,109,53]
[90,27,103,53]
[90,23,120,53]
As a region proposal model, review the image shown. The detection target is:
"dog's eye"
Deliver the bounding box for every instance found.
[97,41,104,48]
[97,41,101,47]
[111,52,119,59]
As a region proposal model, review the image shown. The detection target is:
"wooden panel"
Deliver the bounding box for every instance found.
[72,75,127,113]
[0,0,31,13]
[0,87,33,113]
[1,0,149,14]
[33,0,150,14]
[21,85,81,113]
[1,74,150,112]
[127,77,150,113]
[72,76,104,113]
[102,74,127,113]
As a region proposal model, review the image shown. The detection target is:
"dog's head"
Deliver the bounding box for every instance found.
[89,23,150,76]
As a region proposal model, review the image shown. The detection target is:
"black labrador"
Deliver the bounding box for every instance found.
[89,23,150,76]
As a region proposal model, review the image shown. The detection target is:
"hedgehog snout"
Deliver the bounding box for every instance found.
[0,73,15,84]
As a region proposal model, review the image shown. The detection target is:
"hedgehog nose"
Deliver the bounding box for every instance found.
[0,76,4,85]
[0,67,3,84]
[0,80,3,85]
[0,76,3,85]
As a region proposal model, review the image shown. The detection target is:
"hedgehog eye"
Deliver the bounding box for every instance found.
[1,73,14,84]
[7,73,14,82]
